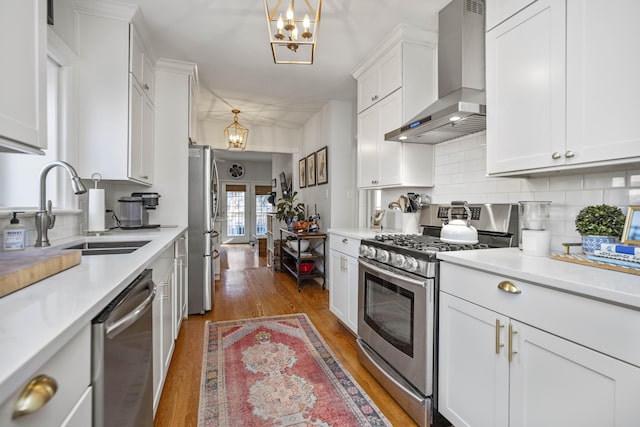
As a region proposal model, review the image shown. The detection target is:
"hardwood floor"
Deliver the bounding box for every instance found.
[153,244,417,427]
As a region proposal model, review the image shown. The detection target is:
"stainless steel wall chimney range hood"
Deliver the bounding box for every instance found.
[385,0,486,144]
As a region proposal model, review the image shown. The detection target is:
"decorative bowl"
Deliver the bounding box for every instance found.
[299,261,314,273]
[287,239,310,252]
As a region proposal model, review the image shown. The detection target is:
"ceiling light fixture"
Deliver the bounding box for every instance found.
[224,109,248,151]
[264,0,322,64]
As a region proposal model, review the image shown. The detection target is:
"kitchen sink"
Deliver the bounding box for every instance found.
[63,240,151,256]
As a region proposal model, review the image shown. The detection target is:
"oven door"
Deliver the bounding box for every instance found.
[358,258,434,396]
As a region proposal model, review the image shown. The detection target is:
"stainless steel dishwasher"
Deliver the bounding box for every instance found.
[92,269,156,427]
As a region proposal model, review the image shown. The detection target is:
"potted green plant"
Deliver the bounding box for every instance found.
[575,204,626,253]
[275,191,306,230]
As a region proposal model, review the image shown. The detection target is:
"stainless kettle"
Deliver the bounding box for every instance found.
[440,201,478,244]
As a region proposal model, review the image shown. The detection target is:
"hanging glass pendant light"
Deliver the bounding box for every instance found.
[224,109,248,151]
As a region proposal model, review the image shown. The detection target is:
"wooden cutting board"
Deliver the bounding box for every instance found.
[0,249,82,298]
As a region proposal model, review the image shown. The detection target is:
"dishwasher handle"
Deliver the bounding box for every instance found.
[106,280,156,339]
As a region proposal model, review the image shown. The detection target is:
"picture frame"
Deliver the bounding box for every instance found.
[622,205,640,245]
[306,153,316,187]
[298,158,307,188]
[316,146,328,185]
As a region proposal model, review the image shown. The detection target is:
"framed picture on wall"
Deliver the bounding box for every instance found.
[299,158,307,188]
[316,146,328,185]
[307,153,316,186]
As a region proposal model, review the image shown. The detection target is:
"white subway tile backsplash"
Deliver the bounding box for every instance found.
[549,174,583,191]
[565,190,602,205]
[428,132,638,252]
[584,171,627,189]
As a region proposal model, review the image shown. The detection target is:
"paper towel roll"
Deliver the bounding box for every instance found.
[88,188,105,232]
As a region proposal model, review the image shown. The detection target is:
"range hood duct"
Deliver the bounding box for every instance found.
[385,0,486,144]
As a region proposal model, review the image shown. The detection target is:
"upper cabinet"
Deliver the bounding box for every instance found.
[0,0,47,154]
[486,0,640,176]
[353,25,437,189]
[75,1,155,185]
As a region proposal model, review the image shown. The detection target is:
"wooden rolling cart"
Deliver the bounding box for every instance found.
[279,228,327,291]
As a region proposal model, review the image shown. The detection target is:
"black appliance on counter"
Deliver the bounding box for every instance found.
[357,203,519,427]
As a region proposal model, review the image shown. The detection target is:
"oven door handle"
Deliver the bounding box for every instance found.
[359,259,427,288]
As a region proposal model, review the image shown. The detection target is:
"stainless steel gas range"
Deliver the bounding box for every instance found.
[357,203,519,427]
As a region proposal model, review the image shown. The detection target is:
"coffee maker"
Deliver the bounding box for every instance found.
[118,192,161,229]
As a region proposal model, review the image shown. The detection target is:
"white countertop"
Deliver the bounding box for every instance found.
[437,248,640,310]
[0,226,186,403]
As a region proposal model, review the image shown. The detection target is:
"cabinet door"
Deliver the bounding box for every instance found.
[377,90,403,186]
[357,66,380,113]
[439,292,510,427]
[128,77,153,184]
[486,0,566,175]
[357,105,380,187]
[378,45,402,102]
[486,0,537,30]
[510,321,640,427]
[162,269,174,374]
[0,0,46,151]
[345,255,359,333]
[329,251,348,322]
[129,25,144,84]
[565,0,640,165]
[152,281,163,413]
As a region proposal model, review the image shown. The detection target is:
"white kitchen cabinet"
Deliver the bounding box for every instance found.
[0,325,91,427]
[0,0,47,154]
[485,0,537,31]
[328,232,360,334]
[486,0,640,176]
[173,232,188,338]
[150,245,175,415]
[354,25,436,189]
[438,263,640,427]
[75,2,154,184]
[357,44,402,113]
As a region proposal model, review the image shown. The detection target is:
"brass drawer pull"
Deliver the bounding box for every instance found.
[498,280,521,294]
[12,375,58,419]
[508,324,518,362]
[495,319,504,354]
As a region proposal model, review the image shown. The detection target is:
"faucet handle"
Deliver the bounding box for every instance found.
[47,200,56,229]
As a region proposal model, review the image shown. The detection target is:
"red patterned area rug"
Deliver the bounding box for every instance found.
[198,313,392,427]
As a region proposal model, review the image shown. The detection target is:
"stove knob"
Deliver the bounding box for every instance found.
[376,249,390,263]
[359,245,367,257]
[390,253,406,268]
[404,256,418,272]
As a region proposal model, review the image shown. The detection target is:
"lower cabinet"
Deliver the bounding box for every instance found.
[151,244,177,414]
[0,325,91,427]
[438,265,640,427]
[328,233,360,334]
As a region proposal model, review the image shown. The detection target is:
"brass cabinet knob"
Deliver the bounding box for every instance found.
[564,150,575,158]
[12,375,58,419]
[342,238,348,244]
[551,152,562,159]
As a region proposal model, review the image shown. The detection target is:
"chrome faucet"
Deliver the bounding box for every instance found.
[35,161,87,247]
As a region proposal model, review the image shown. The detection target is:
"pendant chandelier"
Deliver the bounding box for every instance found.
[224,109,248,151]
[264,0,322,65]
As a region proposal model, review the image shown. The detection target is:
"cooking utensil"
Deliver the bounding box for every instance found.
[440,201,478,244]
[388,202,402,211]
[398,195,409,213]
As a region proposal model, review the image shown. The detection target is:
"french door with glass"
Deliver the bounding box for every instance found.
[220,182,272,243]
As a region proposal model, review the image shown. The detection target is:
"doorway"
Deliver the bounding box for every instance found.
[220,182,272,243]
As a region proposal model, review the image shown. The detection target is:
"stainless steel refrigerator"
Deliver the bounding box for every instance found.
[188,145,218,314]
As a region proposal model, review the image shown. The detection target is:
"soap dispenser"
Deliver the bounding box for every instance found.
[3,211,26,251]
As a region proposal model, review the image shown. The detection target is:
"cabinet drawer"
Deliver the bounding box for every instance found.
[440,262,640,368]
[0,325,90,426]
[329,234,361,258]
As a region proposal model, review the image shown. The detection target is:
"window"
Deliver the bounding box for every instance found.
[255,185,272,236]
[226,185,246,237]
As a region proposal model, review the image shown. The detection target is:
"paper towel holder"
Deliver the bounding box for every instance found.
[86,172,108,236]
